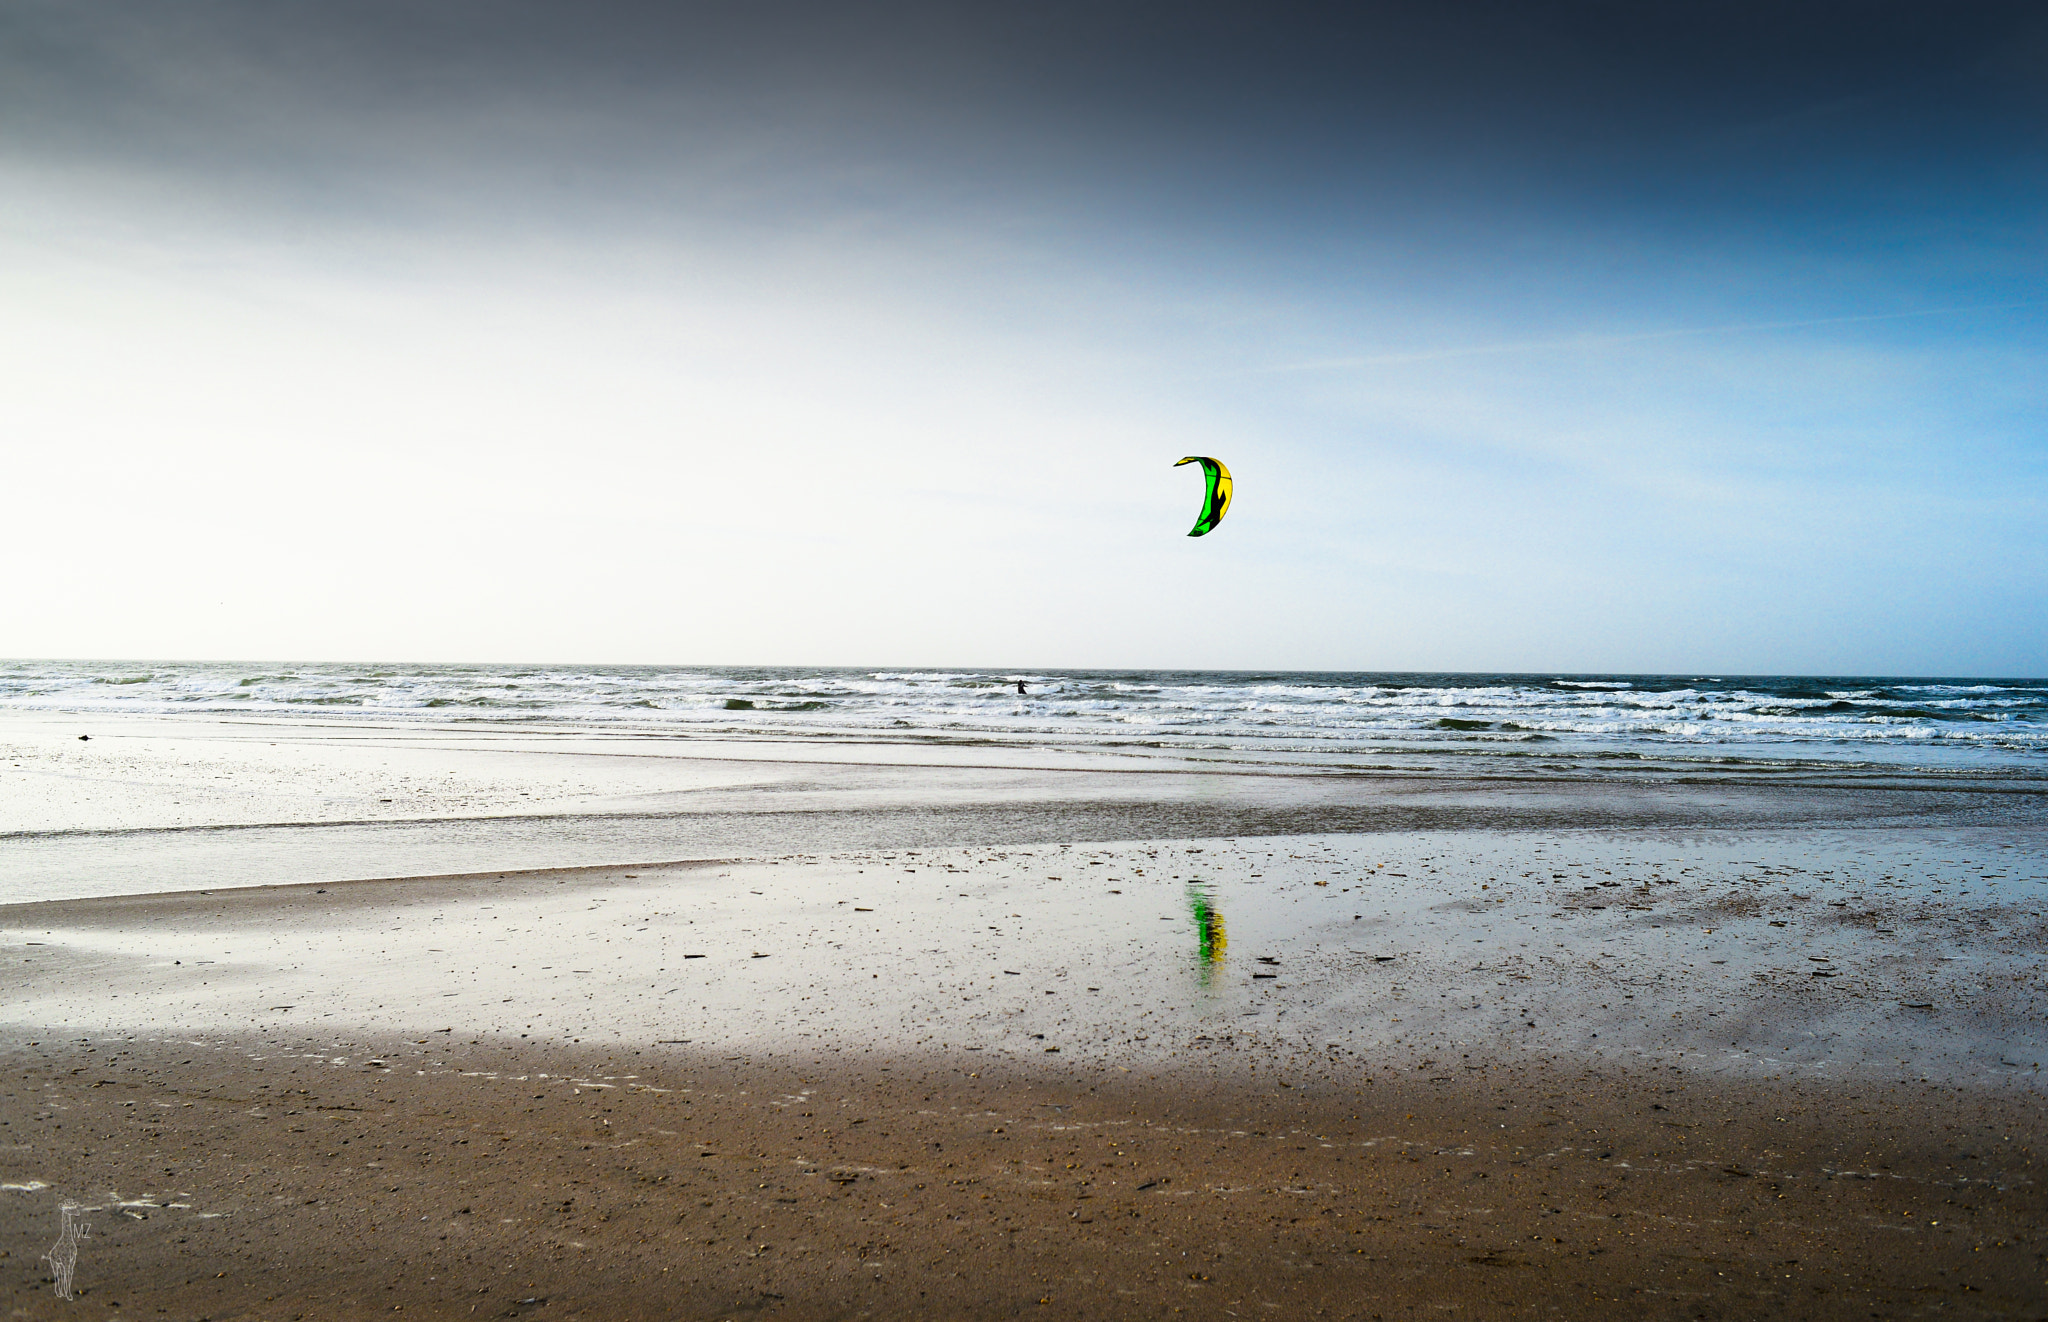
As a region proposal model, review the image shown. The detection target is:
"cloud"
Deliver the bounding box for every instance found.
[2,1,2043,671]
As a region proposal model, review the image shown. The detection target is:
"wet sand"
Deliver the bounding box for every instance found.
[5,708,2040,905]
[2,1035,2044,1321]
[6,832,2048,1081]
[5,814,2047,1317]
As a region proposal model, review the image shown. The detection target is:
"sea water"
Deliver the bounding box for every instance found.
[4,661,2042,783]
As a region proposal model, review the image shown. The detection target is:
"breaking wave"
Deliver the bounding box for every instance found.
[3,662,2043,780]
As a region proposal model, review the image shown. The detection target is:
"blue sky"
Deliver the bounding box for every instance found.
[3,1,2043,672]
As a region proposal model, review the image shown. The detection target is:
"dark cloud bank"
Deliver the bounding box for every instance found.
[4,0,2044,235]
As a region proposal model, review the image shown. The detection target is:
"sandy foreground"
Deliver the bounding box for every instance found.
[0,1034,2042,1322]
[4,830,2046,1318]
[3,714,2046,1317]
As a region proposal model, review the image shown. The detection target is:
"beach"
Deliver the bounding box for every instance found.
[8,0,2046,1302]
[3,694,2046,1317]
[11,0,2048,1307]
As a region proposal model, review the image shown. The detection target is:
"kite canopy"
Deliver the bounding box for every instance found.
[1173,456,1232,537]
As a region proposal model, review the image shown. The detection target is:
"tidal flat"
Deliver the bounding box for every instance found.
[4,830,2045,1318]
[2,712,2045,1316]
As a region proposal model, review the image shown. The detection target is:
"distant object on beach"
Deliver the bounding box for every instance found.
[1174,455,1232,536]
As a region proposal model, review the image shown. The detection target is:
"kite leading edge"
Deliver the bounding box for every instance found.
[1174,456,1232,537]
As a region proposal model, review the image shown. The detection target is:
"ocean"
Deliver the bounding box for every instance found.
[5,661,2043,783]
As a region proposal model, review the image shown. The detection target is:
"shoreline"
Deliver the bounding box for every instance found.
[6,665,2044,790]
[6,708,2047,907]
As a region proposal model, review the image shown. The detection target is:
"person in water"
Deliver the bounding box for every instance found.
[1016,680,1027,696]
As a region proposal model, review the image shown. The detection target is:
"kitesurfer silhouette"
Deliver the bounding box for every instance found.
[1016,680,1027,696]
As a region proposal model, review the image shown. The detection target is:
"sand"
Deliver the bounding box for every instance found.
[5,708,2036,904]
[2,1036,2043,1320]
[3,714,2046,1316]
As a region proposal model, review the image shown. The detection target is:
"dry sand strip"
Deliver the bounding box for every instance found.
[1,1037,2042,1320]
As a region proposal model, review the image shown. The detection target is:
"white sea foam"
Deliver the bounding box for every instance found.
[1,662,2043,777]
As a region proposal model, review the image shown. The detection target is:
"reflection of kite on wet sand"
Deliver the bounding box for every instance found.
[1188,888,1227,977]
[1173,456,1232,537]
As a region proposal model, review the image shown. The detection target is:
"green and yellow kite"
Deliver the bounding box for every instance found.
[1174,456,1232,537]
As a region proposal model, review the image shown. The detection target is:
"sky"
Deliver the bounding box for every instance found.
[3,0,2044,674]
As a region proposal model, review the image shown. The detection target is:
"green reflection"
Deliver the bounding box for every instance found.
[1188,887,1227,982]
